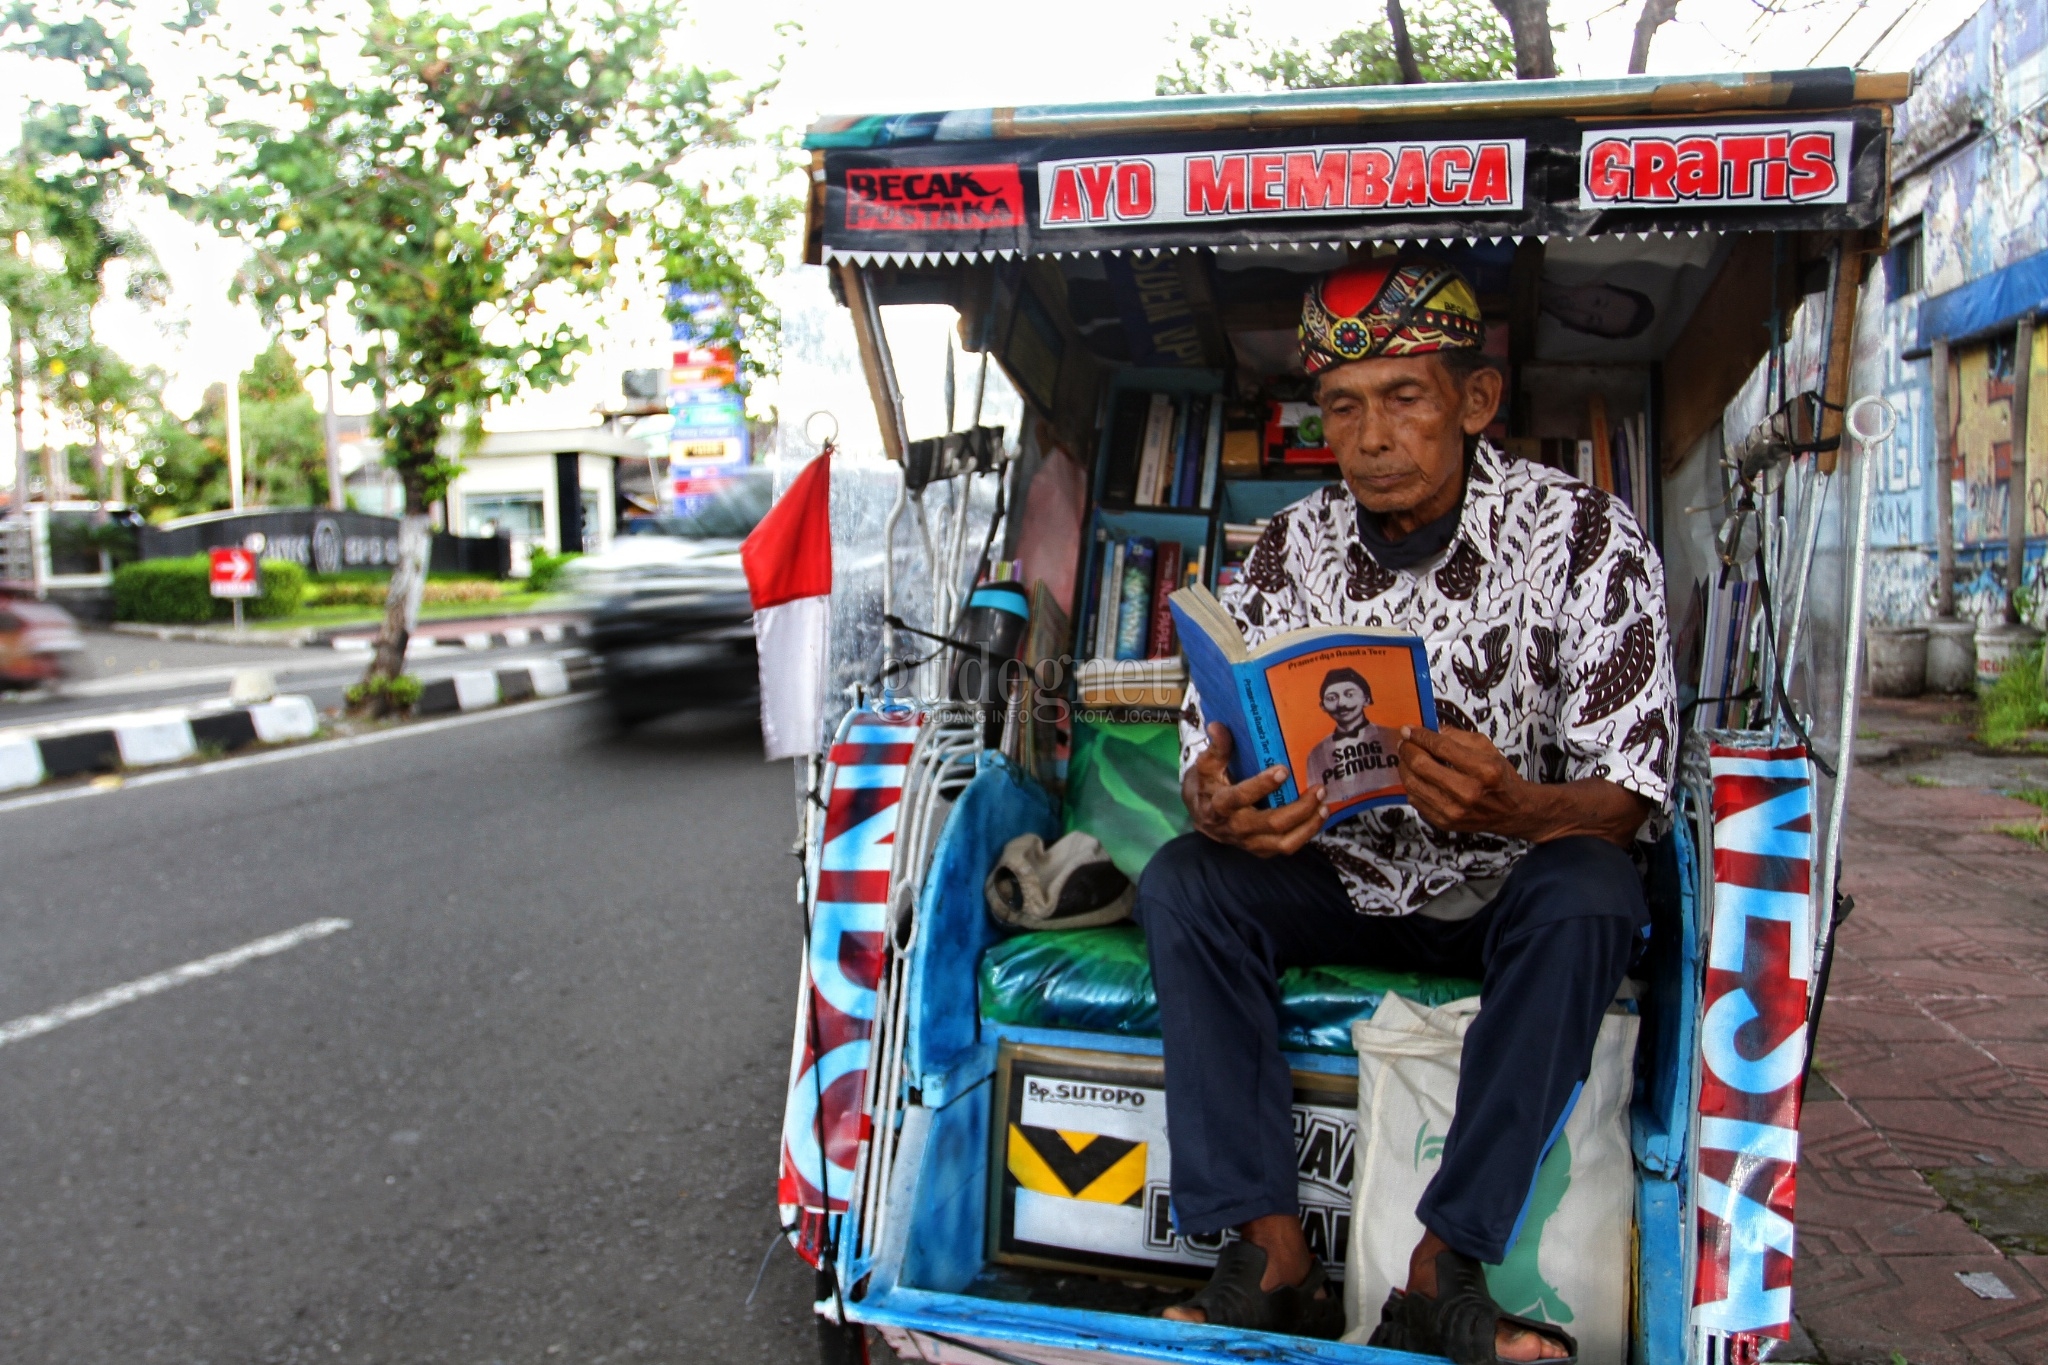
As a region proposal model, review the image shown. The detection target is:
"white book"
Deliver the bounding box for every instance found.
[1197,397,1224,510]
[1134,394,1173,507]
[1096,538,1127,660]
[1091,531,1116,660]
[1575,439,1595,487]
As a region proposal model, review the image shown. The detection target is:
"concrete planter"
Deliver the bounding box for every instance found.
[1975,622,2044,690]
[1926,619,1979,694]
[1866,626,1929,697]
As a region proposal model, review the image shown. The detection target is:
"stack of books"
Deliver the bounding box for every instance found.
[1698,576,1758,729]
[1101,390,1224,510]
[1075,656,1188,708]
[1577,397,1654,531]
[1214,520,1268,589]
[1085,531,1205,663]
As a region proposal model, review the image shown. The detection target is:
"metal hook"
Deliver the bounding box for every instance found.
[803,410,840,451]
[1845,395,1897,449]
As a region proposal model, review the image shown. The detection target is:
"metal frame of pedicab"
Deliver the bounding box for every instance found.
[775,67,1912,1365]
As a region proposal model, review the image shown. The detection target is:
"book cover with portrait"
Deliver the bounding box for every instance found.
[1169,586,1437,829]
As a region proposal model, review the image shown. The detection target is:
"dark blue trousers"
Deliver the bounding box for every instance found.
[1133,833,1644,1264]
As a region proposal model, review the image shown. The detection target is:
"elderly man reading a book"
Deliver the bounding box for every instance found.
[1137,257,1677,1364]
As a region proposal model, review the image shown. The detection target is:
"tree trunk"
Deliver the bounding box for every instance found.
[361,511,431,698]
[1388,0,1424,83]
[1488,0,1558,78]
[1628,0,1680,73]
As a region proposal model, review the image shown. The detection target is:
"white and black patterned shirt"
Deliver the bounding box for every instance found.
[1181,439,1678,915]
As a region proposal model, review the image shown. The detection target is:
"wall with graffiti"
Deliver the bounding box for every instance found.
[1866,0,2048,626]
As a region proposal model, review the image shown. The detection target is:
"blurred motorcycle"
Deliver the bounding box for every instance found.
[0,595,86,689]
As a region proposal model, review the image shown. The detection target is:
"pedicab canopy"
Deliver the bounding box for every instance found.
[804,69,1903,265]
[781,69,1909,1359]
[801,67,1907,480]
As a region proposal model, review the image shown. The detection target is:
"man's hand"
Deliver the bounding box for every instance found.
[1397,725,1650,847]
[1183,724,1327,857]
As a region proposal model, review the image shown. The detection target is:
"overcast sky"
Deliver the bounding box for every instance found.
[0,0,1965,482]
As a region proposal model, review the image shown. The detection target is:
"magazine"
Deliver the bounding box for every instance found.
[1168,585,1438,829]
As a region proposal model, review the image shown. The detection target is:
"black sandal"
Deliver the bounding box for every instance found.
[1366,1251,1578,1365]
[1167,1241,1343,1339]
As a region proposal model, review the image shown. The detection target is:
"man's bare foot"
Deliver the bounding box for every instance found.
[1405,1229,1570,1361]
[1162,1213,1317,1324]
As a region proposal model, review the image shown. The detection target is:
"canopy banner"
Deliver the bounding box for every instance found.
[1691,744,1815,1348]
[817,108,1886,262]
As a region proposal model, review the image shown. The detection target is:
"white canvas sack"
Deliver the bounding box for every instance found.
[1341,993,1639,1365]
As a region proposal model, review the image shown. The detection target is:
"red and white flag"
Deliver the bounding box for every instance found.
[741,453,833,759]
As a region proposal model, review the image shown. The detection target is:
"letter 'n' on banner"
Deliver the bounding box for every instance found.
[1692,744,1815,1356]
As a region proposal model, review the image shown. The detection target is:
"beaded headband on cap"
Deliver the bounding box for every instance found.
[1299,258,1485,375]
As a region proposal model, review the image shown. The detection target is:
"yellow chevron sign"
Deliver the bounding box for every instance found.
[1007,1124,1147,1206]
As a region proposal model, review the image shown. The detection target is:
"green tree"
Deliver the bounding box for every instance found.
[129,344,327,517]
[1,2,179,509]
[207,0,793,701]
[1157,0,1515,94]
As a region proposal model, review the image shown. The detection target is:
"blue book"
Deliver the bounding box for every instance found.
[1113,537,1157,661]
[1173,395,1208,507]
[1168,585,1438,829]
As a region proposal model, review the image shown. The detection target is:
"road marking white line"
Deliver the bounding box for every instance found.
[0,918,352,1049]
[0,691,594,816]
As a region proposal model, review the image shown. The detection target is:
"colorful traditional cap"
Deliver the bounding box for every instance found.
[1299,258,1485,375]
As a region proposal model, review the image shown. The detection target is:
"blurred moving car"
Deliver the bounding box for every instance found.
[568,469,772,727]
[0,594,87,689]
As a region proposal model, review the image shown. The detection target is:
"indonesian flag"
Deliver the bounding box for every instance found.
[741,453,832,760]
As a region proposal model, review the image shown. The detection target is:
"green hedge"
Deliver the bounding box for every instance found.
[113,556,307,623]
[526,550,580,593]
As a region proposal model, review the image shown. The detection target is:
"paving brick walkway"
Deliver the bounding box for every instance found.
[1795,701,2048,1363]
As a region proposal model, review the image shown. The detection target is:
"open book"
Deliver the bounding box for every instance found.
[1168,585,1438,829]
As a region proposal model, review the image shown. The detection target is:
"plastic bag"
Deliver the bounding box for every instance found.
[1063,720,1189,881]
[1343,994,1638,1365]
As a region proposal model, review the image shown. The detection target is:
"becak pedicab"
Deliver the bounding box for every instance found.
[757,65,1910,1365]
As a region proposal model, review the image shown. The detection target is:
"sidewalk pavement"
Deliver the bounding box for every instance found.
[1794,697,2048,1364]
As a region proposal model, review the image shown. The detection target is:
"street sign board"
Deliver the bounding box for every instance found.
[209,547,261,599]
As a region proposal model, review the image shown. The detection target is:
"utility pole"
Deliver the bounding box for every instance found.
[1933,336,1955,618]
[2008,315,2034,624]
[322,306,345,510]
[225,365,244,511]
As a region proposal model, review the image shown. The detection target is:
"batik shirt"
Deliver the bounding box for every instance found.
[1180,439,1678,915]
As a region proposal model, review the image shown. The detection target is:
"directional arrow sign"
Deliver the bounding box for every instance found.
[209,547,261,599]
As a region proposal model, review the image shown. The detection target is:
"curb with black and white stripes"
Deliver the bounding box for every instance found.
[413,651,596,716]
[332,621,587,654]
[0,696,321,793]
[0,653,598,794]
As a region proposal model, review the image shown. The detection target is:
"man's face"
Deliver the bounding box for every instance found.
[1321,681,1368,730]
[1313,354,1503,515]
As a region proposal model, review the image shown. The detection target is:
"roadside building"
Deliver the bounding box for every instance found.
[340,425,655,576]
[1867,0,2048,627]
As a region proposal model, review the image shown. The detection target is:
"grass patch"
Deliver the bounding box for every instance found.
[1906,774,1943,788]
[247,593,571,632]
[1979,642,2048,748]
[2011,788,2048,813]
[1996,820,2048,851]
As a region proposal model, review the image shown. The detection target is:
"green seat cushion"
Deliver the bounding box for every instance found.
[979,924,1480,1055]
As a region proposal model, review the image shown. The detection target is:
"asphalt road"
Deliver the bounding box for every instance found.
[0,696,840,1363]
